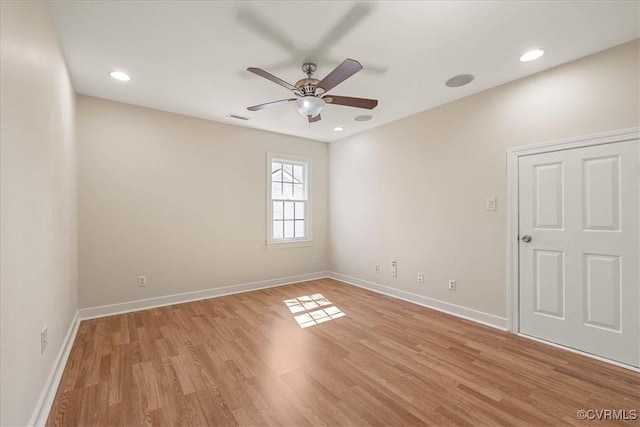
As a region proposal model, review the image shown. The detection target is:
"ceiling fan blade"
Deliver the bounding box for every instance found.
[309,114,321,123]
[316,58,363,93]
[324,95,378,109]
[247,67,298,92]
[247,98,297,111]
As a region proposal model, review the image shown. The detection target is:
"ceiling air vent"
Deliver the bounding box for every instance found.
[227,113,250,121]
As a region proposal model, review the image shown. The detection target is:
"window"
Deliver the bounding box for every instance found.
[267,153,311,248]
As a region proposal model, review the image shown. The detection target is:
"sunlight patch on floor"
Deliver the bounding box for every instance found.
[284,293,346,328]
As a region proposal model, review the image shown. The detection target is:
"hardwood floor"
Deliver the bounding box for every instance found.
[47,279,639,426]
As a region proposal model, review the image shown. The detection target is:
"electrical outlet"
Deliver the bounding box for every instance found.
[375,264,380,273]
[448,279,457,291]
[312,255,318,264]
[138,275,147,287]
[41,326,48,354]
[391,259,397,277]
[417,273,424,283]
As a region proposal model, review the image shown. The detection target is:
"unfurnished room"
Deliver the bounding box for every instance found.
[1,1,639,426]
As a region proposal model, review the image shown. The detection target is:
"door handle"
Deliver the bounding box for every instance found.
[521,235,532,242]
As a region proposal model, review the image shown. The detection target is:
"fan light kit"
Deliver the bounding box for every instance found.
[297,96,325,119]
[109,71,131,81]
[333,127,344,132]
[520,48,545,62]
[246,59,378,124]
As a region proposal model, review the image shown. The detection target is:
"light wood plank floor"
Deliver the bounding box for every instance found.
[47,279,639,426]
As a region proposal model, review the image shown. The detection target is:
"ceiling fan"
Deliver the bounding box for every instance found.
[246,58,378,123]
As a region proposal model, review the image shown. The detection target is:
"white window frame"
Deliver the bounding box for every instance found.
[266,152,313,249]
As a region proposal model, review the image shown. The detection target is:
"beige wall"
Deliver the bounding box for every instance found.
[0,1,78,425]
[1,4,636,422]
[329,40,640,318]
[77,96,329,309]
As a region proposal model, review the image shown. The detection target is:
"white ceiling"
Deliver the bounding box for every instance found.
[47,1,639,143]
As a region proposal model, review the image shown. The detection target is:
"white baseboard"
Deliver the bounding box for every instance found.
[78,271,330,320]
[328,272,508,330]
[29,310,81,427]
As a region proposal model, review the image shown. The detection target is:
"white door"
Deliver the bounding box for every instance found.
[519,140,639,367]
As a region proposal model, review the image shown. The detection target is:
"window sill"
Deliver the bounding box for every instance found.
[266,239,314,250]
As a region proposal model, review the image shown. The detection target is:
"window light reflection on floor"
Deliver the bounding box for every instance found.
[284,293,346,328]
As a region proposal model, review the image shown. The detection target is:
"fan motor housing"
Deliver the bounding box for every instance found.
[295,78,320,96]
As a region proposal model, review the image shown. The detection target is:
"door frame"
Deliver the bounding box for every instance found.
[506,127,640,339]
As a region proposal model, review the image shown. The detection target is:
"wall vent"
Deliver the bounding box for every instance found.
[227,113,250,121]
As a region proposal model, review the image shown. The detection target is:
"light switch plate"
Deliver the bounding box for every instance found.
[486,197,497,211]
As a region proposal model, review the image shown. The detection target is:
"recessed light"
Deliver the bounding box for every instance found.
[445,74,475,88]
[333,127,344,132]
[109,71,131,81]
[354,114,373,122]
[519,48,545,62]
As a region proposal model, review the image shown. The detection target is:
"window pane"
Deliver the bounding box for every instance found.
[293,184,304,200]
[273,201,283,220]
[283,164,294,182]
[293,165,304,183]
[272,182,283,199]
[284,202,294,220]
[283,183,293,198]
[273,220,283,239]
[284,220,294,238]
[268,158,309,243]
